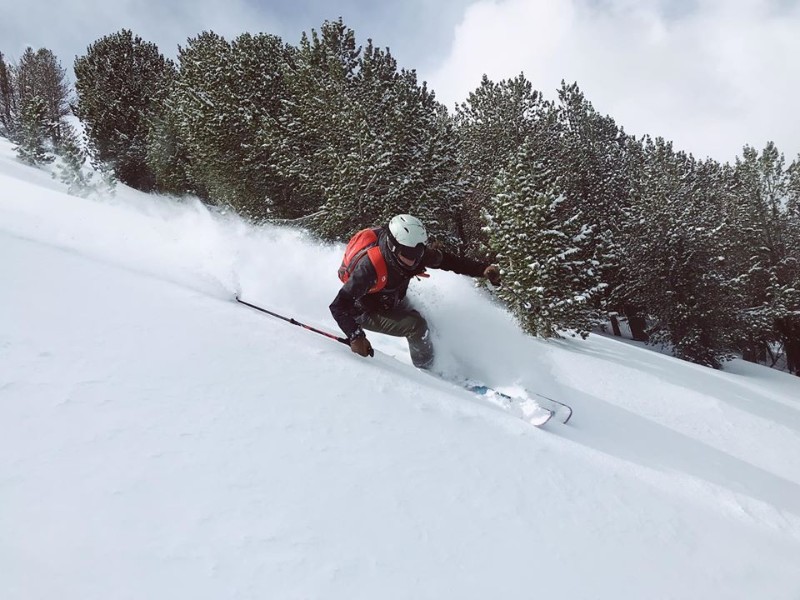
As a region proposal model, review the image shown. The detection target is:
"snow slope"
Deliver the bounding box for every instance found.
[2,138,800,599]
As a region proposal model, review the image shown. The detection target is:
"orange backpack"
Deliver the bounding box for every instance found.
[338,228,389,293]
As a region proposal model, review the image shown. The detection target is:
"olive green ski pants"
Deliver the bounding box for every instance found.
[357,306,434,369]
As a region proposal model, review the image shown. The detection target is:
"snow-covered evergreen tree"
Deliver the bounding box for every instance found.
[15,96,53,165]
[9,46,72,164]
[783,157,800,373]
[145,108,193,197]
[486,143,602,338]
[51,123,116,198]
[620,139,737,368]
[12,47,71,147]
[74,30,175,191]
[727,143,800,372]
[454,73,544,254]
[279,20,460,243]
[550,82,636,322]
[285,19,369,232]
[0,52,15,139]
[312,45,462,244]
[171,30,294,217]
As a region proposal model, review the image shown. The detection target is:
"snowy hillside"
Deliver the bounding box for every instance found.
[2,137,800,600]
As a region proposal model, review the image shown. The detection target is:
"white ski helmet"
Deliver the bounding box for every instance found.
[387,214,428,267]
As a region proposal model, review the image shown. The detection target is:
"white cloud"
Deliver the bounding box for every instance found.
[423,0,800,163]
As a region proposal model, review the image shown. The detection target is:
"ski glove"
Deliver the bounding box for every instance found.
[349,329,374,357]
[484,265,502,286]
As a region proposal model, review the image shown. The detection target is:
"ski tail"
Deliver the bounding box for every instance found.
[534,393,573,424]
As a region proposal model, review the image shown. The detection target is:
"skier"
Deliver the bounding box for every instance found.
[330,214,501,369]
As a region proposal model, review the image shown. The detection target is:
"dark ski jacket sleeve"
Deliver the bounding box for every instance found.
[424,247,489,278]
[329,257,378,340]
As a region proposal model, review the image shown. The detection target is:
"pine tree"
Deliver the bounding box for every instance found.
[454,73,544,254]
[74,30,176,191]
[51,122,113,197]
[171,30,293,215]
[146,108,193,196]
[312,49,462,243]
[783,157,800,373]
[551,82,636,323]
[280,19,365,230]
[620,139,737,368]
[278,20,461,242]
[8,46,72,162]
[726,143,800,373]
[15,96,53,165]
[13,47,71,147]
[486,143,601,338]
[0,51,15,139]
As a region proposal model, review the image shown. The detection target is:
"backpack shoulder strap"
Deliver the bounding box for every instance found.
[366,245,388,293]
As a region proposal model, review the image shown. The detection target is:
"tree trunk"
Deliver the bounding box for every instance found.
[740,339,763,364]
[624,305,649,342]
[609,313,621,337]
[776,316,800,376]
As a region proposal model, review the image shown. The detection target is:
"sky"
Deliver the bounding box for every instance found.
[2,135,800,599]
[1,0,799,163]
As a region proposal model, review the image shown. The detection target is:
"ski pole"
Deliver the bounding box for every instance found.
[235,296,350,347]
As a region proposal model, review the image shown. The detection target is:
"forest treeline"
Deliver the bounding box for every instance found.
[2,19,798,374]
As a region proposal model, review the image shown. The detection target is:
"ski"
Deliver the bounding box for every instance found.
[422,368,572,428]
[462,382,555,427]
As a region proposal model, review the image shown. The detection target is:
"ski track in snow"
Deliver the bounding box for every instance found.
[2,138,800,599]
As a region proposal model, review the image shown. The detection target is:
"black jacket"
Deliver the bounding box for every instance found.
[330,228,489,340]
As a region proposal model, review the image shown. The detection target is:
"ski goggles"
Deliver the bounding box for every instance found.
[396,242,425,262]
[387,232,426,263]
